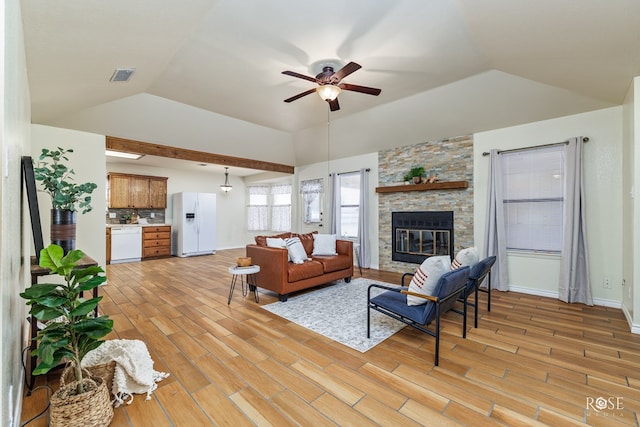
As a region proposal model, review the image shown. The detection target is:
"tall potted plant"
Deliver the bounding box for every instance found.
[20,244,114,426]
[33,147,97,253]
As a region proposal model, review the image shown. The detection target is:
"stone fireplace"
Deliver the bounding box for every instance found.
[392,211,454,264]
[378,135,474,273]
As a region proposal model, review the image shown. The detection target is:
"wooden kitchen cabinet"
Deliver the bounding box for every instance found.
[108,173,168,208]
[149,177,168,208]
[142,226,172,259]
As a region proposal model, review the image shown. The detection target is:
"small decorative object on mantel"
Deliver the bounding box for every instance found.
[423,174,439,184]
[33,147,97,254]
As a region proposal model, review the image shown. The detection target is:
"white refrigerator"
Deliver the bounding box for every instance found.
[172,192,216,257]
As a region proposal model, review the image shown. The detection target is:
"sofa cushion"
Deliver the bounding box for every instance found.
[312,234,338,256]
[312,254,351,273]
[292,231,317,256]
[285,237,308,264]
[451,247,479,270]
[407,255,451,306]
[287,260,324,282]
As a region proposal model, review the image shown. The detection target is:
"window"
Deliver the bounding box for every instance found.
[337,172,360,239]
[271,184,291,232]
[247,186,269,231]
[502,145,564,252]
[247,183,291,232]
[300,179,323,224]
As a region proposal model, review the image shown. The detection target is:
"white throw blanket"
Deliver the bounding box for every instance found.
[82,339,170,407]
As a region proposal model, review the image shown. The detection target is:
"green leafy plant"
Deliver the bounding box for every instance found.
[20,244,113,394]
[33,147,98,214]
[410,166,425,178]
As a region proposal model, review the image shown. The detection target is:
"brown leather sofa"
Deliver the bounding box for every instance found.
[246,232,353,302]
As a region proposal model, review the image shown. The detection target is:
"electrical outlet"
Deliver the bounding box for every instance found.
[603,277,611,289]
[109,212,116,218]
[150,212,155,218]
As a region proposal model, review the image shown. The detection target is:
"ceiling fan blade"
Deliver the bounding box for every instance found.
[284,88,316,103]
[331,61,361,83]
[282,70,318,83]
[328,98,340,111]
[339,83,381,96]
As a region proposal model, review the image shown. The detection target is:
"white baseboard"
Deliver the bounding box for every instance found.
[507,285,639,333]
[508,285,622,309]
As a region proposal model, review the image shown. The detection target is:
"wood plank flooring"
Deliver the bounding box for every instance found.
[21,248,640,426]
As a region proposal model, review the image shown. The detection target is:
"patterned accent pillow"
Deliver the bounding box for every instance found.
[406,255,451,306]
[451,247,479,270]
[285,237,308,264]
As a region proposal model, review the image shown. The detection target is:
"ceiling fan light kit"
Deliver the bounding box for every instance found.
[317,85,341,101]
[282,61,381,111]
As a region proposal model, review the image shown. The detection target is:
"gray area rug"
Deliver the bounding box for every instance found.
[261,278,406,352]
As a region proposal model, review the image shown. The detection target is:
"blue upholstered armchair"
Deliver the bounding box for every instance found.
[367,266,470,366]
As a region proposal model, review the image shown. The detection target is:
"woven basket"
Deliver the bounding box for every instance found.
[62,361,116,395]
[50,372,113,427]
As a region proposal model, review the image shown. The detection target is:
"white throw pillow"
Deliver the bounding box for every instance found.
[285,237,307,264]
[407,255,451,306]
[266,237,286,248]
[267,237,291,261]
[451,247,479,270]
[312,234,338,256]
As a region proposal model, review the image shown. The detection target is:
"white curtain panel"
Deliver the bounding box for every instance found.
[247,185,270,231]
[558,137,593,305]
[485,149,509,291]
[357,168,371,269]
[329,173,338,234]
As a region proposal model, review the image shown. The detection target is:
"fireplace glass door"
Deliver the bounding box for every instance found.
[395,229,450,257]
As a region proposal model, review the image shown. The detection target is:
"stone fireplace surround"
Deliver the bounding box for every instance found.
[378,135,474,273]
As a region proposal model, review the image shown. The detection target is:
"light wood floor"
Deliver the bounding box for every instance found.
[21,248,640,426]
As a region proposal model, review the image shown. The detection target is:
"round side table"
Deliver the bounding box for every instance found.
[228,265,260,304]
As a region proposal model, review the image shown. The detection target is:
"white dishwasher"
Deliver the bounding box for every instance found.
[110,226,142,263]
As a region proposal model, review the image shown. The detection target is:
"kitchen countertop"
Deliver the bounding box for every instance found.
[107,223,170,228]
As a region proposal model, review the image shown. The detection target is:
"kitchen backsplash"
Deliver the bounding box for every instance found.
[106,208,166,225]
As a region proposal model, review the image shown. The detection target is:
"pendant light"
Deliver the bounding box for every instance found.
[220,167,232,192]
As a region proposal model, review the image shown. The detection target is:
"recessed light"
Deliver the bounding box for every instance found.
[105,150,144,160]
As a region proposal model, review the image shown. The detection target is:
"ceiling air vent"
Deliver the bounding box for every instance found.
[109,68,135,82]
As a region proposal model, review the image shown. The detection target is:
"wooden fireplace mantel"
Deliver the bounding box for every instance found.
[375,180,468,193]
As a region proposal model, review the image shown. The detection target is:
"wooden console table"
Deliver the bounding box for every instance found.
[27,254,99,394]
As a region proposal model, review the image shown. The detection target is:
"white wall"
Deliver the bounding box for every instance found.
[3,0,33,424]
[107,162,253,249]
[294,152,380,269]
[474,107,623,307]
[31,125,107,266]
[622,77,636,321]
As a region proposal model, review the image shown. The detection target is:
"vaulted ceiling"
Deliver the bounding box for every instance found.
[21,0,640,169]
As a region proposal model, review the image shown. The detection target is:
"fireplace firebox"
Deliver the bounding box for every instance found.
[392,211,454,264]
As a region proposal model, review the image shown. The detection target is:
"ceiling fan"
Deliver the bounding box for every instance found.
[282,61,381,111]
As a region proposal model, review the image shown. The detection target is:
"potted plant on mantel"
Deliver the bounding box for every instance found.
[404,166,425,184]
[20,244,114,426]
[33,147,97,254]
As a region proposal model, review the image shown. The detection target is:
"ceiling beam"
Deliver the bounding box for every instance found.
[105,136,295,174]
